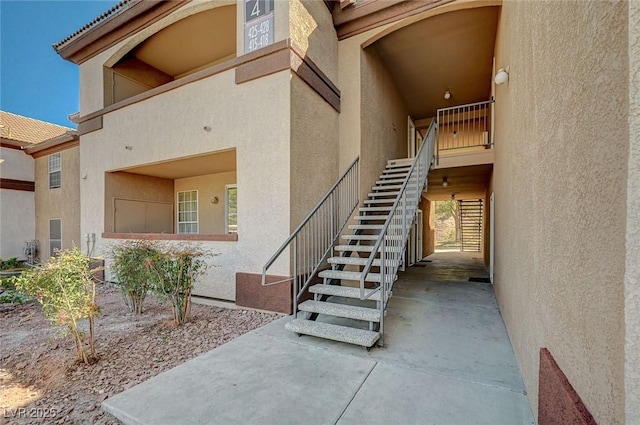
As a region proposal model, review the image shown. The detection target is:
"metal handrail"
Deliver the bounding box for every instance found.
[359,120,436,344]
[261,157,360,315]
[436,98,494,164]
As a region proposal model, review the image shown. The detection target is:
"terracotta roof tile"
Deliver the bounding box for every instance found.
[0,111,72,145]
[53,0,135,51]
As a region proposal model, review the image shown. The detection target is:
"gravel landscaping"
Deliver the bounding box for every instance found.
[0,285,279,424]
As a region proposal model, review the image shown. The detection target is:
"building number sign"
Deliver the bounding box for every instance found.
[244,0,274,53]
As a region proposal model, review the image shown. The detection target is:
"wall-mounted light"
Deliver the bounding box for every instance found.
[82,174,88,180]
[124,145,133,150]
[211,196,219,205]
[495,68,509,85]
[0,158,4,164]
[442,177,449,187]
[203,126,212,132]
[444,90,451,100]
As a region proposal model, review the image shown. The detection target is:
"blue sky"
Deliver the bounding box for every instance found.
[1,0,120,128]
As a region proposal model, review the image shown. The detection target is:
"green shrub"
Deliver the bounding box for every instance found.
[0,257,21,271]
[146,243,214,326]
[12,247,99,365]
[109,240,159,314]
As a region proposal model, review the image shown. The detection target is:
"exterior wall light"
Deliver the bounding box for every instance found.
[0,158,4,164]
[442,177,448,187]
[495,68,509,85]
[444,91,451,100]
[203,126,212,132]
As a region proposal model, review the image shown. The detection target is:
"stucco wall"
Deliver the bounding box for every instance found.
[625,2,640,422]
[104,172,174,233]
[289,74,339,229]
[174,171,237,234]
[0,147,35,259]
[79,68,291,301]
[493,2,627,422]
[290,0,338,83]
[360,47,409,203]
[0,147,34,181]
[0,190,35,260]
[35,147,81,261]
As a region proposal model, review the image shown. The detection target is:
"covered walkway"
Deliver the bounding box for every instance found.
[103,252,534,424]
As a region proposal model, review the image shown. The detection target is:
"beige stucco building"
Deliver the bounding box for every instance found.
[0,111,75,261]
[48,0,639,423]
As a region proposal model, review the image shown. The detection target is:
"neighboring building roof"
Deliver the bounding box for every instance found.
[23,131,79,158]
[0,111,72,146]
[52,0,135,51]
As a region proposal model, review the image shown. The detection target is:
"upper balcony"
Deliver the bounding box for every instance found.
[103,4,236,108]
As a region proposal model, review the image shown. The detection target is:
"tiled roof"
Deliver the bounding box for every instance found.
[0,111,72,145]
[53,0,135,51]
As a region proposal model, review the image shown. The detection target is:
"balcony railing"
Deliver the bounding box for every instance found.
[436,99,495,164]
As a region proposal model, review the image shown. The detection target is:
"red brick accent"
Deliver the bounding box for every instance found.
[539,348,597,425]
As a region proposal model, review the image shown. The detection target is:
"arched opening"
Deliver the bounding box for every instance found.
[104,5,236,106]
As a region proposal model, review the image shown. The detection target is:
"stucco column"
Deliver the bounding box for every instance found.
[626,2,640,423]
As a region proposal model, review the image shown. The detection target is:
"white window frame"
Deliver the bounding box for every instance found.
[225,184,237,234]
[49,218,62,257]
[48,153,61,189]
[177,190,199,234]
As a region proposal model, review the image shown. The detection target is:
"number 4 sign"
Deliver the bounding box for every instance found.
[244,0,274,53]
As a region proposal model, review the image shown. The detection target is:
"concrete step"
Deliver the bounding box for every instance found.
[298,300,380,322]
[368,191,399,197]
[379,173,408,180]
[359,206,393,212]
[309,284,382,301]
[285,318,380,348]
[376,179,405,185]
[372,184,403,191]
[383,165,410,173]
[364,199,395,204]
[354,215,389,221]
[328,256,401,267]
[335,245,403,253]
[348,224,383,230]
[342,234,380,240]
[386,158,413,167]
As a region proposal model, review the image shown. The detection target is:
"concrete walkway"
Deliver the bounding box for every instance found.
[103,252,534,425]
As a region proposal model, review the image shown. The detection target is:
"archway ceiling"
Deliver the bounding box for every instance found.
[132,5,236,77]
[371,6,500,121]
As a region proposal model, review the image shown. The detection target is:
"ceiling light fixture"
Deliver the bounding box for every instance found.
[444,90,451,100]
[495,68,509,85]
[442,177,449,187]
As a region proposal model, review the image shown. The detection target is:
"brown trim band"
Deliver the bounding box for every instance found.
[0,178,35,192]
[56,0,192,64]
[77,116,103,136]
[235,48,290,85]
[28,140,79,159]
[102,232,238,242]
[290,49,341,112]
[335,0,455,40]
[0,139,27,150]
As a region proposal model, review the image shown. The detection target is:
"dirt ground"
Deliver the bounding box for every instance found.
[0,285,279,424]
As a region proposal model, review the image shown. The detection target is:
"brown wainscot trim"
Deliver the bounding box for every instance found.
[77,116,103,136]
[234,47,291,84]
[102,232,238,242]
[236,272,293,314]
[56,0,192,64]
[538,348,597,425]
[0,178,35,192]
[335,0,456,40]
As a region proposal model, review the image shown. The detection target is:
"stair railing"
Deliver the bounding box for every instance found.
[262,157,360,318]
[359,120,436,344]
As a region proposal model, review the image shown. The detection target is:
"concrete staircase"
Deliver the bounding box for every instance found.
[285,158,414,348]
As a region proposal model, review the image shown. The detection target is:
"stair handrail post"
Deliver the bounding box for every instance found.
[359,119,437,301]
[262,156,360,316]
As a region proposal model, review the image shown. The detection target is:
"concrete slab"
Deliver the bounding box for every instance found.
[338,363,534,425]
[103,332,376,425]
